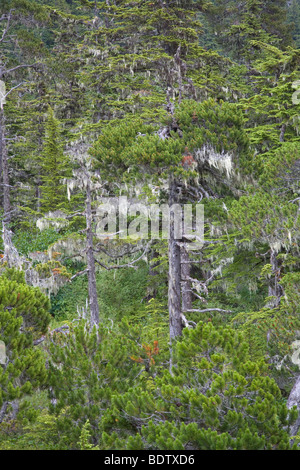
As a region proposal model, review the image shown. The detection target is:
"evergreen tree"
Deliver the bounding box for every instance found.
[39,107,71,213]
[48,319,298,449]
[0,267,51,423]
[287,0,300,47]
[208,0,292,62]
[91,98,250,339]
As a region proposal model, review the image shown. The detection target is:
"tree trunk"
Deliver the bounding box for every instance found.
[36,181,41,213]
[0,401,8,424]
[279,123,286,142]
[86,176,100,327]
[0,109,10,223]
[287,374,300,438]
[181,243,192,312]
[168,177,182,340]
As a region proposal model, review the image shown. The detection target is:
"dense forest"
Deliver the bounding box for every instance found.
[0,0,300,451]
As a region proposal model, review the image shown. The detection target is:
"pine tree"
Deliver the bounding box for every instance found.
[0,267,51,423]
[48,319,298,449]
[47,318,146,447]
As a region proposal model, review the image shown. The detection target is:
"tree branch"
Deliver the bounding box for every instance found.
[0,10,14,44]
[3,63,39,76]
[181,313,196,329]
[186,308,232,314]
[70,269,88,281]
[95,242,151,270]
[4,82,26,98]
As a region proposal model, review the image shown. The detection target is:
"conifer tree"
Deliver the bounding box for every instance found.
[72,0,236,129]
[47,318,146,447]
[0,267,51,423]
[91,98,250,339]
[0,1,49,223]
[208,0,292,63]
[39,107,71,213]
[288,0,300,47]
[48,319,298,449]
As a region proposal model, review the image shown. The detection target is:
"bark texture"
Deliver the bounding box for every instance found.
[287,374,300,437]
[168,177,182,340]
[86,176,100,327]
[0,109,10,222]
[181,243,192,312]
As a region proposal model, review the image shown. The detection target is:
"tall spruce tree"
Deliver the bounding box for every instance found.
[39,107,71,213]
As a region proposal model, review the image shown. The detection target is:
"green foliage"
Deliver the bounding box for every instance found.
[50,262,149,321]
[0,391,68,450]
[12,228,62,256]
[39,108,72,213]
[91,98,250,190]
[78,420,100,450]
[230,192,299,249]
[208,0,292,61]
[0,268,51,423]
[287,0,300,47]
[47,320,297,449]
[0,0,300,451]
[47,319,147,447]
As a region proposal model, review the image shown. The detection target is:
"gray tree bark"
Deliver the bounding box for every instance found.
[85,176,100,327]
[181,243,192,313]
[168,177,182,340]
[0,108,10,223]
[287,374,300,438]
[0,401,8,424]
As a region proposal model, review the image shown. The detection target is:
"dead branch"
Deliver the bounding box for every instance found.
[33,325,70,345]
[0,9,14,44]
[70,269,88,281]
[95,242,151,270]
[3,63,39,76]
[186,308,232,314]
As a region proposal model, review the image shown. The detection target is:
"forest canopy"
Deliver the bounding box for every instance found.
[0,0,299,451]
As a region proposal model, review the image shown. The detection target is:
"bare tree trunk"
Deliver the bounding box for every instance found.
[181,243,192,312]
[280,123,286,143]
[0,109,10,223]
[85,176,100,327]
[168,177,182,340]
[36,182,41,213]
[287,374,300,439]
[0,401,8,424]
